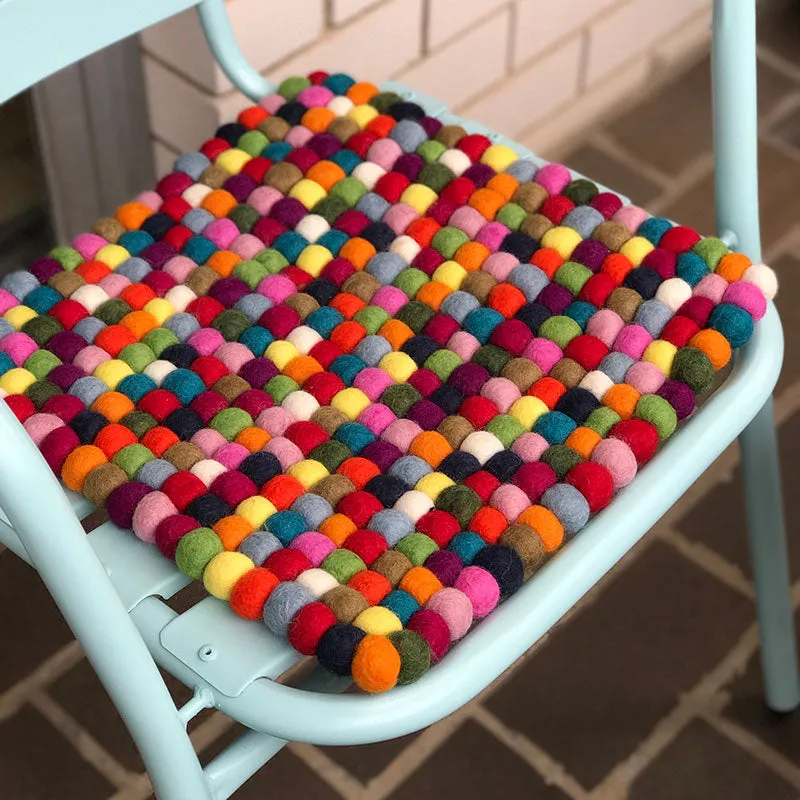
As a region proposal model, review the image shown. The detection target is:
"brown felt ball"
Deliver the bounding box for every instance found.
[200,164,230,190]
[327,116,361,144]
[285,293,319,320]
[502,358,543,392]
[164,441,206,471]
[548,358,586,389]
[606,287,642,323]
[501,522,546,575]
[341,273,381,303]
[436,125,468,148]
[49,271,85,297]
[520,213,554,241]
[265,162,304,194]
[593,221,632,252]
[185,265,220,296]
[373,550,414,587]
[82,462,129,508]
[323,585,370,623]
[437,415,475,449]
[312,406,349,435]
[258,116,291,142]
[513,183,548,214]
[311,474,356,507]
[92,217,125,244]
[462,271,497,304]
[213,375,250,402]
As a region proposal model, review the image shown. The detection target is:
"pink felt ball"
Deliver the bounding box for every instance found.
[256,406,295,436]
[614,205,649,233]
[489,484,530,522]
[382,419,424,452]
[266,437,304,469]
[481,377,521,413]
[722,281,767,321]
[482,252,521,282]
[512,432,551,462]
[353,367,394,401]
[535,163,571,195]
[359,404,396,435]
[426,587,474,640]
[624,361,665,395]
[23,413,65,446]
[132,491,177,542]
[523,338,563,373]
[291,531,336,567]
[613,324,652,359]
[455,566,500,618]
[591,437,638,489]
[191,428,228,458]
[693,273,729,303]
[188,328,226,357]
[586,308,626,347]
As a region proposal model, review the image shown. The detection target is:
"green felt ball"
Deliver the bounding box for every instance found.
[24,349,61,379]
[49,245,83,271]
[322,549,367,583]
[22,315,62,346]
[254,249,289,275]
[562,178,598,206]
[310,440,352,473]
[119,343,156,373]
[313,196,349,226]
[233,259,270,289]
[395,532,439,566]
[394,268,429,300]
[431,226,469,259]
[175,528,224,580]
[555,262,593,296]
[395,299,434,332]
[142,327,180,357]
[496,202,527,231]
[95,299,133,326]
[210,407,254,441]
[389,629,431,685]
[265,374,299,404]
[418,163,456,195]
[692,237,729,270]
[113,443,154,478]
[671,346,715,394]
[354,305,389,335]
[213,309,252,342]
[584,406,622,437]
[538,316,582,348]
[381,383,422,418]
[540,443,585,479]
[278,75,311,100]
[472,344,510,376]
[417,139,446,164]
[120,411,158,438]
[329,177,367,207]
[237,130,269,157]
[370,91,403,113]
[424,349,462,381]
[436,484,482,528]
[635,394,677,440]
[25,379,61,408]
[228,204,260,234]
[485,414,525,448]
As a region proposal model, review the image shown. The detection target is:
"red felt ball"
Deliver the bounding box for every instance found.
[321,258,356,287]
[5,393,36,423]
[309,341,344,369]
[346,130,378,158]
[155,513,200,559]
[230,567,280,620]
[513,461,558,502]
[288,601,337,655]
[156,171,195,198]
[160,196,191,223]
[42,394,85,424]
[660,315,700,348]
[265,548,312,581]
[343,529,388,566]
[95,325,137,357]
[40,425,80,473]
[259,305,301,339]
[610,419,659,464]
[284,421,329,456]
[412,248,445,277]
[143,270,176,297]
[565,461,614,513]
[457,133,491,162]
[191,356,230,387]
[140,426,180,457]
[199,138,231,161]
[348,570,392,604]
[658,225,701,253]
[642,248,677,279]
[540,195,575,225]
[337,490,383,528]
[458,395,499,429]
[579,273,617,306]
[191,391,229,424]
[262,474,305,510]
[528,377,567,409]
[463,470,501,504]
[407,609,451,661]
[162,225,193,252]
[489,319,533,357]
[49,299,89,331]
[564,334,609,371]
[233,389,273,418]
[374,172,410,204]
[407,368,441,398]
[440,176,475,207]
[210,470,258,507]
[161,471,208,512]
[252,217,286,246]
[241,156,272,184]
[137,389,182,423]
[416,510,461,547]
[303,371,345,405]
[308,70,329,84]
[186,297,225,327]
[678,296,714,328]
[468,506,508,544]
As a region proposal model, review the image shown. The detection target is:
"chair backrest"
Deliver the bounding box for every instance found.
[0,0,202,103]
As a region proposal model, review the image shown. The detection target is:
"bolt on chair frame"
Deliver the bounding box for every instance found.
[0,0,797,798]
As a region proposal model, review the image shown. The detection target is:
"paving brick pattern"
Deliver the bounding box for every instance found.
[4,5,800,797]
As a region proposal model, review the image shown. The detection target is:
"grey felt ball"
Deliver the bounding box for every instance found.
[599,352,635,384]
[263,581,314,638]
[509,264,549,302]
[238,530,283,566]
[175,152,211,181]
[541,483,590,536]
[634,299,673,338]
[366,252,407,285]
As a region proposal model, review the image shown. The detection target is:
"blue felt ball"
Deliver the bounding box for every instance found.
[708,302,754,348]
[637,217,673,246]
[265,510,308,546]
[533,410,578,444]
[381,589,421,625]
[448,531,487,565]
[464,307,504,343]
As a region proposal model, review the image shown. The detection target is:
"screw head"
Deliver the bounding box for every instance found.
[198,645,217,662]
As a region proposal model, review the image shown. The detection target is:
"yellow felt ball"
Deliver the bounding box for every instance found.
[296,243,333,277]
[215,148,251,175]
[95,244,130,269]
[480,143,517,172]
[203,552,255,600]
[431,260,468,291]
[348,103,380,129]
[642,339,678,375]
[400,184,438,215]
[541,226,583,259]
[3,305,37,330]
[235,496,277,528]
[265,340,299,370]
[94,359,134,390]
[0,367,36,394]
[331,387,371,420]
[288,458,330,489]
[509,396,549,429]
[378,351,417,383]
[619,236,655,266]
[353,605,403,636]
[142,298,175,326]
[415,471,455,501]
[289,179,327,210]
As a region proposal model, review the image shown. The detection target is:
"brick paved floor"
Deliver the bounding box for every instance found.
[4,4,800,798]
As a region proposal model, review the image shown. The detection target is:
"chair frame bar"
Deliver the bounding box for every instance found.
[0,1,797,797]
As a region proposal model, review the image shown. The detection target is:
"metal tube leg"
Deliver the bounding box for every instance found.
[740,397,800,712]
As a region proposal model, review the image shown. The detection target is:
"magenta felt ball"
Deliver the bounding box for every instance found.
[454,565,500,617]
[590,438,637,489]
[613,325,652,359]
[722,281,767,321]
[291,531,336,566]
[513,461,558,502]
[155,513,200,559]
[407,609,451,661]
[209,470,258,507]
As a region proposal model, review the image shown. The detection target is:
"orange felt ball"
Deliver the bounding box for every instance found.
[516,505,564,553]
[399,566,443,605]
[140,426,180,457]
[366,114,396,138]
[603,383,640,419]
[115,202,154,230]
[351,634,401,693]
[348,570,392,605]
[319,513,357,546]
[207,250,241,277]
[262,474,305,510]
[305,161,346,191]
[487,283,526,318]
[120,310,158,340]
[408,431,452,468]
[379,319,414,351]
[330,293,367,320]
[302,106,336,134]
[120,283,156,311]
[92,391,135,423]
[283,355,324,385]
[415,281,451,311]
[469,506,508,544]
[230,567,279,619]
[337,457,381,490]
[716,252,751,283]
[486,173,519,202]
[62,445,108,492]
[338,238,376,270]
[330,320,366,352]
[602,253,634,284]
[202,189,238,218]
[469,188,505,221]
[93,423,139,458]
[454,241,490,272]
[214,515,255,551]
[531,247,564,278]
[235,426,271,452]
[689,329,732,370]
[565,426,602,459]
[346,81,379,105]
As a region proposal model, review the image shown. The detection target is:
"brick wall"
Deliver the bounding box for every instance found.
[141,0,713,176]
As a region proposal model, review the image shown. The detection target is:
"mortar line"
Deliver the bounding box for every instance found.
[289,741,364,800]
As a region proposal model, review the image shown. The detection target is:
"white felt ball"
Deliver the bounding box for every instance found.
[460,431,505,464]
[352,162,386,191]
[282,390,320,421]
[286,325,323,355]
[71,285,110,314]
[144,360,177,385]
[182,183,213,208]
[295,214,330,243]
[164,285,197,313]
[190,458,228,487]
[655,277,693,312]
[742,263,778,301]
[390,235,422,264]
[439,148,472,177]
[297,568,340,598]
[393,489,435,522]
[579,370,614,400]
[327,95,354,116]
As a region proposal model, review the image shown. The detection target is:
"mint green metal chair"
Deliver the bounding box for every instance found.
[0,1,795,798]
